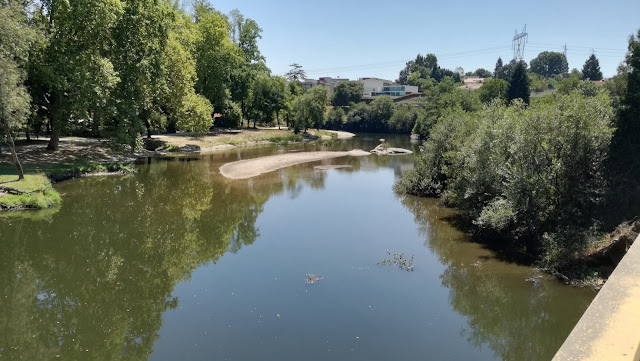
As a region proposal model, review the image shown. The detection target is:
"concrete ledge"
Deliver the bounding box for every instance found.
[553,234,640,361]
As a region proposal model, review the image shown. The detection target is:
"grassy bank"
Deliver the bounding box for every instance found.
[0,174,61,210]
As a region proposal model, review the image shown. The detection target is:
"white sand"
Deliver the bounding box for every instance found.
[220,150,370,179]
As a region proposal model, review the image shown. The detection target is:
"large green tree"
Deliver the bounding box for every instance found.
[193,4,241,117]
[332,81,363,106]
[530,51,569,78]
[477,78,508,104]
[292,86,328,133]
[0,0,40,178]
[606,29,640,219]
[506,61,531,104]
[581,54,603,81]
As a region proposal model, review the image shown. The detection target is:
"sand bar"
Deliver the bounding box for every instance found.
[220,150,369,179]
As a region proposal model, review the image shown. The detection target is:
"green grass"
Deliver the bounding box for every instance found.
[0,174,61,210]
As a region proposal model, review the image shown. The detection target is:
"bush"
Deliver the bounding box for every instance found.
[396,90,615,267]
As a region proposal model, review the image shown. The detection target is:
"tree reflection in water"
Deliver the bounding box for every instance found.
[0,156,329,361]
[400,195,595,361]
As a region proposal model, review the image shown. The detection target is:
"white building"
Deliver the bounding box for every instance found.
[359,78,419,99]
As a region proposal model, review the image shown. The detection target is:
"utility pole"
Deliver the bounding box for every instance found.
[512,24,528,61]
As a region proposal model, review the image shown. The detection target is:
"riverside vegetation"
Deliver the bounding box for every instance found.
[395,30,640,278]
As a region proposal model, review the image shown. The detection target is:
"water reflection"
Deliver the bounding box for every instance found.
[0,135,593,361]
[400,195,595,361]
[0,140,410,360]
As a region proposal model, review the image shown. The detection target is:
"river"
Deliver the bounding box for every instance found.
[0,134,596,361]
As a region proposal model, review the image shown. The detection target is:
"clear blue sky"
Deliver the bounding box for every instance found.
[209,0,639,81]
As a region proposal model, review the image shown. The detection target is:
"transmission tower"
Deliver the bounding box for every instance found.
[563,44,567,57]
[512,24,528,61]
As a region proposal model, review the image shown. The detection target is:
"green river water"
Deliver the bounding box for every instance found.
[0,134,596,361]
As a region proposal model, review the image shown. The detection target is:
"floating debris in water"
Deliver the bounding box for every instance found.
[379,252,414,271]
[306,274,324,284]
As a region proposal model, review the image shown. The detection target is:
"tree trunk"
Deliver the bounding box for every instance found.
[47,93,61,151]
[145,119,151,139]
[46,116,59,151]
[25,128,31,142]
[277,112,280,129]
[3,126,24,180]
[92,109,101,137]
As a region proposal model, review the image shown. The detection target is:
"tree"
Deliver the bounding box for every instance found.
[332,81,363,106]
[581,54,603,81]
[0,0,40,178]
[110,0,173,149]
[494,57,503,78]
[474,68,493,78]
[291,86,327,133]
[530,51,569,78]
[370,96,394,123]
[606,29,640,218]
[286,63,306,83]
[506,61,530,104]
[477,78,508,104]
[325,108,345,130]
[272,76,287,129]
[388,105,418,133]
[193,4,242,116]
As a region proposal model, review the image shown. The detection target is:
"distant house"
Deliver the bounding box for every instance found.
[359,77,419,99]
[459,76,485,90]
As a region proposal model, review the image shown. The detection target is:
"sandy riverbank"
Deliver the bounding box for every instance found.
[219,150,370,179]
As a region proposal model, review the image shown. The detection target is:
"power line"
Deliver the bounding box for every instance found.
[304,45,512,75]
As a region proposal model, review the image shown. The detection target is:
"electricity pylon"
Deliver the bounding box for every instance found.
[512,24,528,61]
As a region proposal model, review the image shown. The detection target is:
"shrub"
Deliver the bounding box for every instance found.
[396,90,615,267]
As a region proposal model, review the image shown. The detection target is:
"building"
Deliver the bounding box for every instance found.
[302,78,318,90]
[359,78,419,99]
[318,77,350,97]
[459,76,485,90]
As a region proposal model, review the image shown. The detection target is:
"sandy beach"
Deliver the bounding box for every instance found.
[219,150,370,179]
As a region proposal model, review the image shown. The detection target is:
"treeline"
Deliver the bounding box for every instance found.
[0,0,310,153]
[395,30,640,272]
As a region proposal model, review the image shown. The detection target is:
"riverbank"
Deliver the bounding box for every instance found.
[0,129,356,168]
[220,150,370,179]
[0,174,61,211]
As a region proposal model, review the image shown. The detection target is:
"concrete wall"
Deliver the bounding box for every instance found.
[553,234,640,361]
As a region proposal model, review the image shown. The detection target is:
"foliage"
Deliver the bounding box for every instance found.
[286,63,306,83]
[332,81,363,106]
[606,29,640,221]
[506,61,531,104]
[388,105,418,133]
[176,93,213,135]
[396,91,615,269]
[291,86,328,133]
[398,53,461,85]
[494,57,503,78]
[530,51,569,77]
[581,54,603,81]
[477,78,508,104]
[473,68,493,78]
[412,81,481,138]
[325,107,346,129]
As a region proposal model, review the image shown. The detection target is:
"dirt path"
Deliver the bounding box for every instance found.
[219,150,370,179]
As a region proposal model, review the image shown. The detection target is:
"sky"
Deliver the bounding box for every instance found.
[209,0,640,81]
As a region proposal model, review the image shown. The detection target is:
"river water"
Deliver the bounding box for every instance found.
[0,134,596,361]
